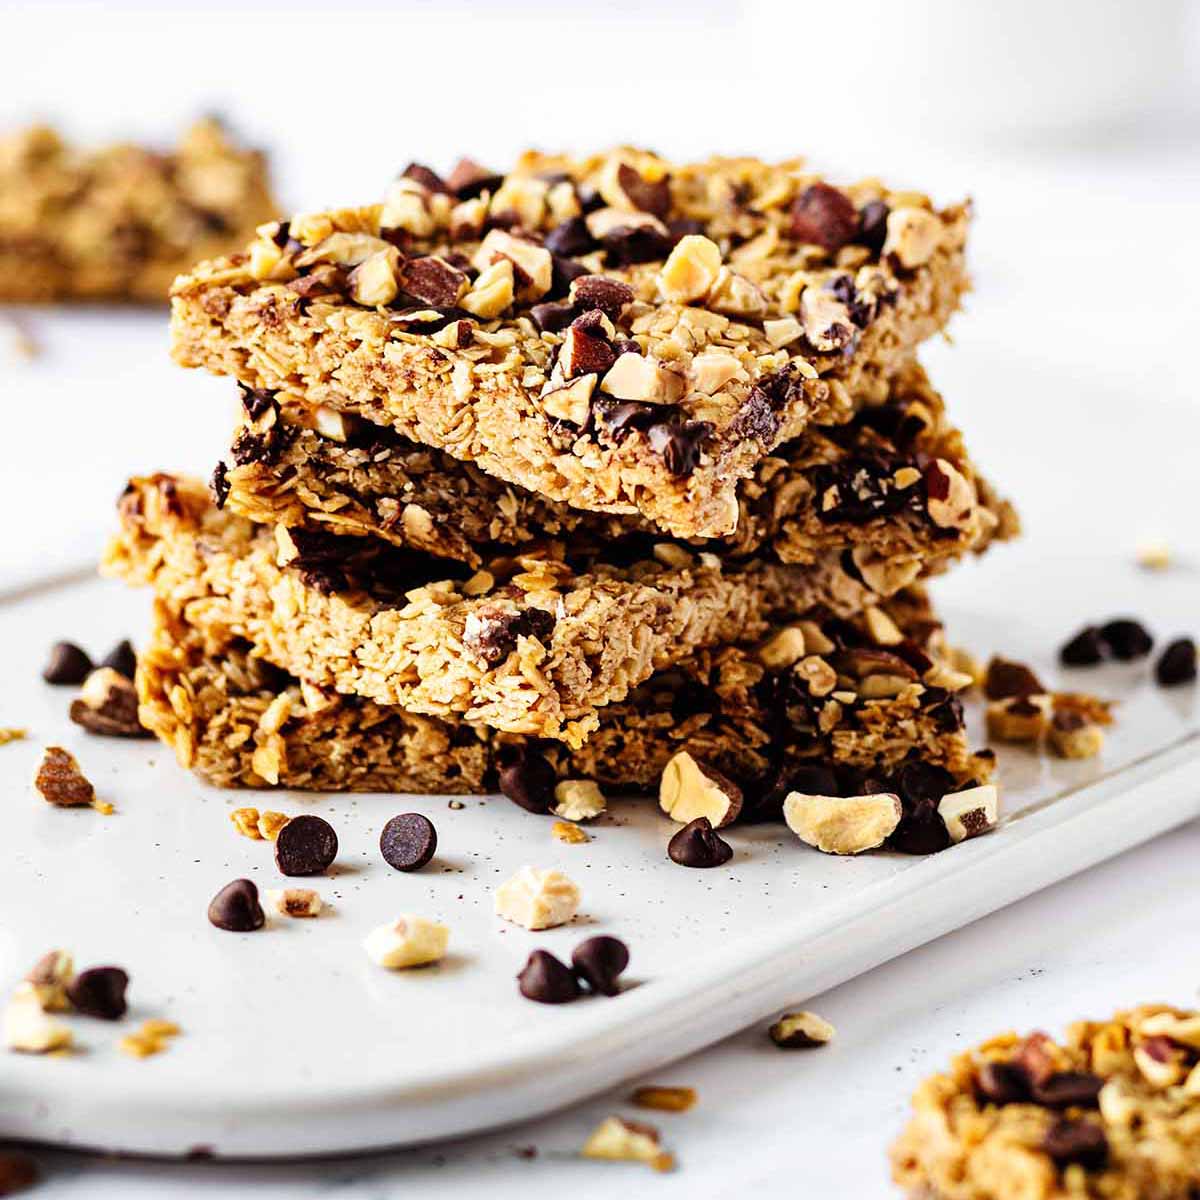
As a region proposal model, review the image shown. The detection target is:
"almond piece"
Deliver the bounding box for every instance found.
[783,791,901,855]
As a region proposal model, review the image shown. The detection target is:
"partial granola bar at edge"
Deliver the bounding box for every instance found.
[170,148,969,538]
[105,474,903,748]
[138,588,985,795]
[217,357,1017,571]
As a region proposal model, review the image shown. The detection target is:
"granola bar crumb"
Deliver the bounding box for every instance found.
[551,820,590,845]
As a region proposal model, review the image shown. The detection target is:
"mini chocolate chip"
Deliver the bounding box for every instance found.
[788,183,858,252]
[667,217,705,243]
[571,935,629,996]
[646,419,712,477]
[855,200,890,255]
[1030,1070,1104,1109]
[1098,618,1153,660]
[210,461,230,509]
[66,966,129,1020]
[517,949,580,1004]
[1156,636,1197,687]
[976,1061,1032,1105]
[379,813,438,872]
[42,641,93,685]
[668,817,733,868]
[208,878,265,932]
[984,657,1045,700]
[1042,1119,1108,1170]
[544,216,594,258]
[498,750,557,814]
[98,639,137,680]
[1060,625,1104,666]
[274,814,339,876]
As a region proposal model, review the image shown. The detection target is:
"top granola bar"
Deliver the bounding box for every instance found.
[0,117,278,303]
[170,149,970,538]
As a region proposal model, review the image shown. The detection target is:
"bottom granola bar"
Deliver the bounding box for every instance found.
[890,1005,1200,1200]
[135,589,986,802]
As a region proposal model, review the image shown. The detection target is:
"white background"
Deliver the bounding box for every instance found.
[3,1,1200,1195]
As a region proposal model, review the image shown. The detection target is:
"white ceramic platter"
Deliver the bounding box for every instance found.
[1,547,1197,1158]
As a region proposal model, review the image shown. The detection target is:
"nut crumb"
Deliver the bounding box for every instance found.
[659,750,742,828]
[363,915,449,969]
[783,791,901,855]
[581,1115,675,1172]
[552,779,606,822]
[631,1085,697,1113]
[1136,538,1171,570]
[265,887,322,918]
[552,820,590,845]
[230,806,263,839]
[119,1019,181,1059]
[24,950,74,1012]
[495,866,581,930]
[257,810,290,841]
[769,1010,836,1048]
[0,727,27,746]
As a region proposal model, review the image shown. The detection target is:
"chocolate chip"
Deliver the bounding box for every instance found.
[398,257,468,307]
[1060,625,1105,667]
[668,817,733,868]
[571,935,629,996]
[210,461,230,509]
[1098,618,1153,660]
[1155,636,1196,687]
[401,162,450,194]
[445,157,503,199]
[1042,1119,1108,1170]
[274,814,338,876]
[984,657,1045,700]
[1030,1070,1104,1109]
[498,750,557,814]
[98,639,137,680]
[729,385,782,445]
[0,1150,38,1196]
[601,224,673,267]
[207,878,265,932]
[855,199,890,255]
[788,183,858,252]
[889,760,957,855]
[530,298,577,333]
[463,605,556,667]
[517,949,580,1004]
[379,813,438,872]
[548,253,588,299]
[544,216,594,258]
[572,274,634,318]
[66,966,129,1020]
[592,398,661,442]
[812,460,921,524]
[976,1061,1032,1105]
[42,641,93,685]
[616,163,671,218]
[646,420,712,477]
[239,385,276,421]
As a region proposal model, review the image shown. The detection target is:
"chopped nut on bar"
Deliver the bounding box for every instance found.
[783,791,901,855]
[494,866,581,930]
[552,779,606,822]
[33,746,95,807]
[937,784,999,842]
[659,750,742,828]
[581,1115,675,1172]
[600,353,685,404]
[657,234,722,302]
[769,1010,836,1049]
[363,915,449,969]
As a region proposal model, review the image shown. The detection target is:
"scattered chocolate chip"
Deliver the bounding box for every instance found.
[445,157,503,199]
[401,162,450,194]
[856,200,890,255]
[1030,1071,1104,1109]
[42,641,93,685]
[98,639,137,681]
[572,274,634,318]
[976,1061,1032,1105]
[210,461,230,509]
[646,419,712,477]
[544,216,594,258]
[207,878,265,932]
[667,817,733,868]
[379,813,438,872]
[517,949,580,1004]
[1042,1119,1108,1170]
[984,656,1045,700]
[571,936,629,996]
[601,224,673,268]
[1155,636,1196,687]
[0,1150,38,1196]
[273,814,338,877]
[398,256,468,307]
[498,750,557,814]
[1060,625,1105,667]
[788,183,858,252]
[616,162,671,218]
[66,966,129,1020]
[1098,618,1153,661]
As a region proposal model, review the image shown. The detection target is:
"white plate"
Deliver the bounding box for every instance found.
[1,548,1197,1158]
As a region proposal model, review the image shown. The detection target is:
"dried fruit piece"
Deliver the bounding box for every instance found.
[581,1115,675,1172]
[937,785,998,843]
[769,1010,836,1048]
[572,935,629,996]
[494,866,581,930]
[363,915,449,969]
[659,750,742,828]
[33,746,95,807]
[783,791,901,855]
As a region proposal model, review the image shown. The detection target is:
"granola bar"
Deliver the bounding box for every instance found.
[217,359,1016,570]
[137,589,983,795]
[105,475,900,747]
[169,149,969,538]
[0,118,277,302]
[891,1006,1200,1199]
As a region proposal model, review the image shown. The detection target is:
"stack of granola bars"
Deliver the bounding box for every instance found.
[105,149,1016,831]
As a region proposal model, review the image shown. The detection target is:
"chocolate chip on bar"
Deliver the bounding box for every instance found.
[97,638,137,680]
[789,183,858,252]
[1060,624,1105,667]
[42,640,93,685]
[1098,617,1154,661]
[1042,1119,1108,1170]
